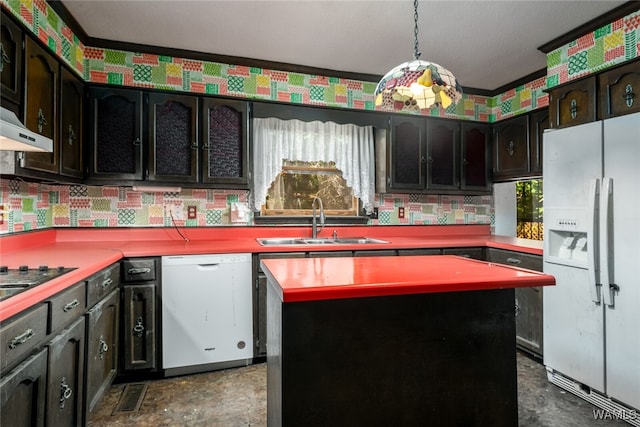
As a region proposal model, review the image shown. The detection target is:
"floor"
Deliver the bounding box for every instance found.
[88,352,629,427]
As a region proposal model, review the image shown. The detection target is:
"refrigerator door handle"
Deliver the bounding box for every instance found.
[601,177,615,307]
[587,178,601,303]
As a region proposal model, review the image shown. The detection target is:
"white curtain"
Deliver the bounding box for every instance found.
[252,117,375,214]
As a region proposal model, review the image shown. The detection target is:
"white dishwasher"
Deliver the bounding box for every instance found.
[161,253,253,377]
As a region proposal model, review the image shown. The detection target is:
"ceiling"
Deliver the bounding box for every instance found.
[59,0,630,91]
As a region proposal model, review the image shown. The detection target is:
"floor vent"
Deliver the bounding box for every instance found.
[112,383,147,415]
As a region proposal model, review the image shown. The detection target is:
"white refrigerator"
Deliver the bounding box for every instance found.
[543,111,640,425]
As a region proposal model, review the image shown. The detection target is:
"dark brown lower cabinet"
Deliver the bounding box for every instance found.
[0,348,48,427]
[121,284,157,371]
[85,288,119,417]
[486,248,543,358]
[46,317,85,427]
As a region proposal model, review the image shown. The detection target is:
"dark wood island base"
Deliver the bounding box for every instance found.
[267,286,517,427]
[262,255,555,427]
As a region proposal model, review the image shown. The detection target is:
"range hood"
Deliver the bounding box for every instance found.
[0,106,53,152]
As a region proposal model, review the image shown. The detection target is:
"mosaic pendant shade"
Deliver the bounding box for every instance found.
[374,60,462,111]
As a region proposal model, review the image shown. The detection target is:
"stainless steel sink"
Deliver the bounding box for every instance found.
[256,237,388,246]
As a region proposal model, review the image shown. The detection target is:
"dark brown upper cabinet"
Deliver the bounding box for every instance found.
[460,122,491,192]
[59,67,84,178]
[386,115,491,194]
[88,87,144,181]
[201,98,250,188]
[426,118,459,192]
[548,76,597,129]
[387,115,426,192]
[147,93,199,183]
[598,60,640,120]
[426,119,491,194]
[22,37,59,174]
[528,108,548,176]
[492,115,530,180]
[1,10,23,115]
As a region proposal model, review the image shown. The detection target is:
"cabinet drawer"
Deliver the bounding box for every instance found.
[87,263,120,308]
[48,281,87,334]
[443,247,485,260]
[0,303,48,374]
[122,258,156,282]
[486,248,542,272]
[397,249,442,256]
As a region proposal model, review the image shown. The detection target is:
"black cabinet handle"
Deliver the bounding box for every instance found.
[133,316,145,337]
[59,377,73,409]
[67,124,76,145]
[133,138,141,146]
[128,267,151,275]
[0,42,10,72]
[98,335,109,359]
[569,99,578,120]
[507,141,514,156]
[9,328,35,349]
[37,109,47,133]
[63,299,79,312]
[624,84,635,108]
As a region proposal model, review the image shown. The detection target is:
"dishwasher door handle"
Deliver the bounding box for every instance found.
[197,263,221,269]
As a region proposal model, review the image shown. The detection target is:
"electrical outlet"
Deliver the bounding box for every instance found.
[0,205,4,225]
[370,207,379,219]
[398,207,405,219]
[165,204,183,220]
[187,205,197,219]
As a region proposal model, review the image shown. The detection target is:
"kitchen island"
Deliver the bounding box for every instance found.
[261,255,555,427]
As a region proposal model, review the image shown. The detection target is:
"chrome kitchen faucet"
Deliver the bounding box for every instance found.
[311,196,325,238]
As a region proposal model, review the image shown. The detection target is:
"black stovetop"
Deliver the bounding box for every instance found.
[0,265,77,301]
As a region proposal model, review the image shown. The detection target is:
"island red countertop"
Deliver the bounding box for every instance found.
[261,255,555,303]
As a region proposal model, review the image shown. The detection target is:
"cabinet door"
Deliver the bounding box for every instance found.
[148,93,198,183]
[85,288,119,416]
[0,10,23,113]
[201,98,249,187]
[461,122,491,191]
[598,60,640,119]
[426,118,458,191]
[388,115,426,191]
[122,284,156,371]
[46,317,85,427]
[492,115,529,181]
[23,37,59,173]
[528,109,548,176]
[89,87,143,180]
[0,348,47,427]
[486,248,543,357]
[59,68,84,178]
[548,76,596,129]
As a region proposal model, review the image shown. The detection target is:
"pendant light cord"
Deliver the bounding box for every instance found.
[413,0,421,60]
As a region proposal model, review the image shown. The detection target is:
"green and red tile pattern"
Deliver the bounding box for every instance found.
[6,0,637,121]
[0,179,494,234]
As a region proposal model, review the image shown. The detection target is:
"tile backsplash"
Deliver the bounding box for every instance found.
[0,179,493,234]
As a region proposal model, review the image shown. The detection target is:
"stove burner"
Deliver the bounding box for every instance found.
[0,265,77,301]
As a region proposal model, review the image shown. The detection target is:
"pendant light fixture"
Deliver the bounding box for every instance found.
[374,0,462,112]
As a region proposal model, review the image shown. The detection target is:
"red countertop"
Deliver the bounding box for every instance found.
[0,225,543,321]
[261,255,555,303]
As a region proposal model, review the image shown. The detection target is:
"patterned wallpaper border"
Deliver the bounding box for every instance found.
[7,0,636,122]
[546,9,640,89]
[0,179,494,234]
